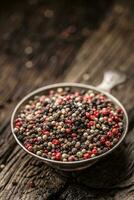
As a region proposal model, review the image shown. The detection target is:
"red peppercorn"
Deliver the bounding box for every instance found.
[112,128,118,135]
[92,148,97,155]
[94,111,99,117]
[35,138,41,144]
[105,140,111,147]
[31,104,35,109]
[33,138,38,142]
[57,99,63,104]
[117,108,123,113]
[103,116,108,121]
[114,116,120,122]
[85,112,90,118]
[55,152,61,160]
[44,149,48,153]
[68,155,75,161]
[44,117,49,122]
[15,118,22,123]
[73,137,77,140]
[92,107,95,111]
[114,124,119,128]
[107,131,113,137]
[42,130,50,135]
[83,153,91,159]
[66,95,71,100]
[27,145,33,152]
[52,152,56,156]
[52,139,60,145]
[66,128,71,134]
[100,136,106,144]
[15,122,22,127]
[115,132,121,139]
[87,121,95,127]
[15,126,20,129]
[108,118,113,123]
[24,143,32,149]
[102,108,109,115]
[72,133,77,137]
[84,95,92,101]
[65,119,72,124]
[90,115,96,120]
[15,119,19,123]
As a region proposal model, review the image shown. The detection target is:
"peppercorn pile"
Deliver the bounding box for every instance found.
[14,87,125,162]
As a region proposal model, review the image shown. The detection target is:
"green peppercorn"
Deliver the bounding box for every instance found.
[76,151,83,158]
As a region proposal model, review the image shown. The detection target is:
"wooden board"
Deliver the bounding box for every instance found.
[0,0,134,199]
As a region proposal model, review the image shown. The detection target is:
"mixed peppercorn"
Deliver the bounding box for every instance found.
[14,87,125,162]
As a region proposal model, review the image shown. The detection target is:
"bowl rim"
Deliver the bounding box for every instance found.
[11,82,129,165]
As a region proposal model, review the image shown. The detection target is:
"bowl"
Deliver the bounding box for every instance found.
[11,71,128,171]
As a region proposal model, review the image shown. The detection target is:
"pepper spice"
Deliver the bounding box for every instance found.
[14,87,125,162]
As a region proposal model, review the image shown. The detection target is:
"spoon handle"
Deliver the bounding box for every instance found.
[97,70,127,93]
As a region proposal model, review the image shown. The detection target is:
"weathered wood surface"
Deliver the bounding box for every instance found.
[0,0,134,199]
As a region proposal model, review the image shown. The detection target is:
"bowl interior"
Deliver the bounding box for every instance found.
[11,83,128,166]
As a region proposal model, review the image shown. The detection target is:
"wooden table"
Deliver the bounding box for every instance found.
[0,1,134,199]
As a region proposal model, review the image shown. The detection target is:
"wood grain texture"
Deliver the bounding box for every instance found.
[0,0,134,200]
